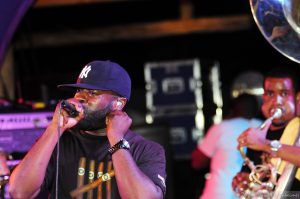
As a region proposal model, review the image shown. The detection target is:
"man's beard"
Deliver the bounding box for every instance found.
[74,104,112,131]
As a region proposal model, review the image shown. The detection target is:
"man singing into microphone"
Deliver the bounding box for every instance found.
[9,60,166,199]
[233,66,300,195]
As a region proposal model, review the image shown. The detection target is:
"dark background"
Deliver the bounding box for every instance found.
[2,0,299,198]
[11,0,297,106]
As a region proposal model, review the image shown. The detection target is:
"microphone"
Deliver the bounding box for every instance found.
[61,100,79,117]
[260,108,283,129]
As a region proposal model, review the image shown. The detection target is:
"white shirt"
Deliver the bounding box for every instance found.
[198,118,262,199]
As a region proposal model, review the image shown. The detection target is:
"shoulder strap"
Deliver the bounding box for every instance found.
[272,117,300,198]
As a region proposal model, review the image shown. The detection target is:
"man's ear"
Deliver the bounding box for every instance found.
[296,92,300,116]
[296,92,300,102]
[116,101,122,108]
[113,98,127,111]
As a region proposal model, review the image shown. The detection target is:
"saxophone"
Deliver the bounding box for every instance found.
[232,108,282,199]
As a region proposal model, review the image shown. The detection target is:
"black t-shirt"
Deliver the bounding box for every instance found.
[241,128,300,191]
[40,129,166,199]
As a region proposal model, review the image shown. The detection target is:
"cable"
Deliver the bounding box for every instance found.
[56,102,62,199]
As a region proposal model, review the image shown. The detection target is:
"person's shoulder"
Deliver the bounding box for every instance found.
[224,117,247,123]
[204,121,227,134]
[217,117,259,130]
[223,117,261,125]
[249,118,263,127]
[214,118,247,127]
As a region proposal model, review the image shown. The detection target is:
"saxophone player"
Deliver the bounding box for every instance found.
[233,66,300,195]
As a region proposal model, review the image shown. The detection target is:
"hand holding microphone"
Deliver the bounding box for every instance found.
[61,100,79,117]
[55,99,83,131]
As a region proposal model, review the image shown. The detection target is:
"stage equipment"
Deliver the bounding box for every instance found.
[144,59,222,159]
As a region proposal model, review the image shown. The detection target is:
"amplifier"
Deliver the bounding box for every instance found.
[150,110,204,159]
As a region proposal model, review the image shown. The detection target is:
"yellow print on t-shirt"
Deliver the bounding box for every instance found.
[71,157,114,199]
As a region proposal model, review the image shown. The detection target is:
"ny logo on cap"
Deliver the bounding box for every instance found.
[79,65,92,79]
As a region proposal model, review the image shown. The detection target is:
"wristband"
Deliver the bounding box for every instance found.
[108,138,130,155]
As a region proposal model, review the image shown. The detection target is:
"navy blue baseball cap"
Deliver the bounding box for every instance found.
[58,60,131,100]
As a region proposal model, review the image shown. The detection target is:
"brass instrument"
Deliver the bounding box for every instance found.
[250,0,300,63]
[232,108,282,198]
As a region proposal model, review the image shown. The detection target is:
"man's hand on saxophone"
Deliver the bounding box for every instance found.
[237,118,272,152]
